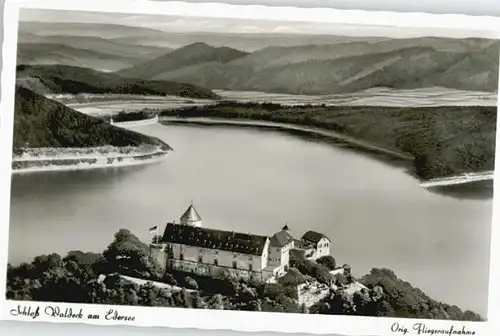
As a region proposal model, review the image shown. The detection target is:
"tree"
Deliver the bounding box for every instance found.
[185,276,199,290]
[207,294,225,310]
[316,256,336,270]
[278,268,306,287]
[102,229,160,279]
[334,273,348,287]
[358,268,483,320]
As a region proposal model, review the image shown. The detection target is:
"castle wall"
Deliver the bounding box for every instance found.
[167,241,268,273]
[149,243,168,272]
[310,238,330,260]
[169,259,268,282]
[280,241,293,268]
[268,240,293,269]
[260,239,270,270]
[268,245,282,267]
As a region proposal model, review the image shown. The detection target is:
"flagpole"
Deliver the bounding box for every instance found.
[156,224,161,245]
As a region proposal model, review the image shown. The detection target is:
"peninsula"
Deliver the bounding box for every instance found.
[12,86,172,173]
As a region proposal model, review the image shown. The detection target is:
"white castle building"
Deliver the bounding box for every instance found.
[150,203,331,282]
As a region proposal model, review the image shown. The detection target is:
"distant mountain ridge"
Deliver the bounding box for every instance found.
[17,20,500,94]
[18,33,170,59]
[18,21,390,51]
[16,64,219,99]
[19,21,170,39]
[115,38,499,95]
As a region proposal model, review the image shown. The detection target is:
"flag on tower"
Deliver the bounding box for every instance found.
[149,226,158,234]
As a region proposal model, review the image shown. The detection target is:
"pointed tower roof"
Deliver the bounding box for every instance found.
[180,202,202,223]
[282,224,290,231]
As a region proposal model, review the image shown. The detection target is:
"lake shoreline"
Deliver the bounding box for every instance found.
[160,116,415,173]
[158,101,496,184]
[159,116,494,198]
[11,145,170,175]
[160,116,413,159]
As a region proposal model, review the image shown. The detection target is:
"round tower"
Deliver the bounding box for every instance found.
[180,202,202,227]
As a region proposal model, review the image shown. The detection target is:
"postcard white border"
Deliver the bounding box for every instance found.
[1,0,500,335]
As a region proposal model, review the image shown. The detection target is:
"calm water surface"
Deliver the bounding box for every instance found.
[9,123,492,316]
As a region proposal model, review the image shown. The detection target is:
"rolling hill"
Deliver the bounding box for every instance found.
[13,85,169,149]
[16,64,219,99]
[17,43,142,72]
[149,43,499,94]
[116,42,249,79]
[227,37,497,71]
[412,43,500,92]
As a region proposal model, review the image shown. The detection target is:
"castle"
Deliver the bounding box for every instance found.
[150,203,331,283]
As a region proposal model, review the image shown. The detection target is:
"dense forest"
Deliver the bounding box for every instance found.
[160,102,497,180]
[16,64,219,99]
[6,229,482,321]
[13,86,170,152]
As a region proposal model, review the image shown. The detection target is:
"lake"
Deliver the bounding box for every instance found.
[8,122,492,316]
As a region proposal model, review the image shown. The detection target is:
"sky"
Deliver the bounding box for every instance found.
[142,0,500,17]
[19,8,499,39]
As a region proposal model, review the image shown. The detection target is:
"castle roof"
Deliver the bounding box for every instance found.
[293,238,310,249]
[180,203,201,223]
[301,231,330,244]
[270,230,294,247]
[161,223,269,256]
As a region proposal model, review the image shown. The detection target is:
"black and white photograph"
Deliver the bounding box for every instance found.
[1,1,499,334]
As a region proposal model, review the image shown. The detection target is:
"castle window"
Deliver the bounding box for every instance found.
[214,259,218,266]
[249,264,253,271]
[180,253,184,261]
[232,261,237,269]
[198,256,203,263]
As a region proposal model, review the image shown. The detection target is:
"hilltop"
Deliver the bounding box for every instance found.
[6,228,483,321]
[116,42,249,79]
[13,85,169,150]
[16,64,219,99]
